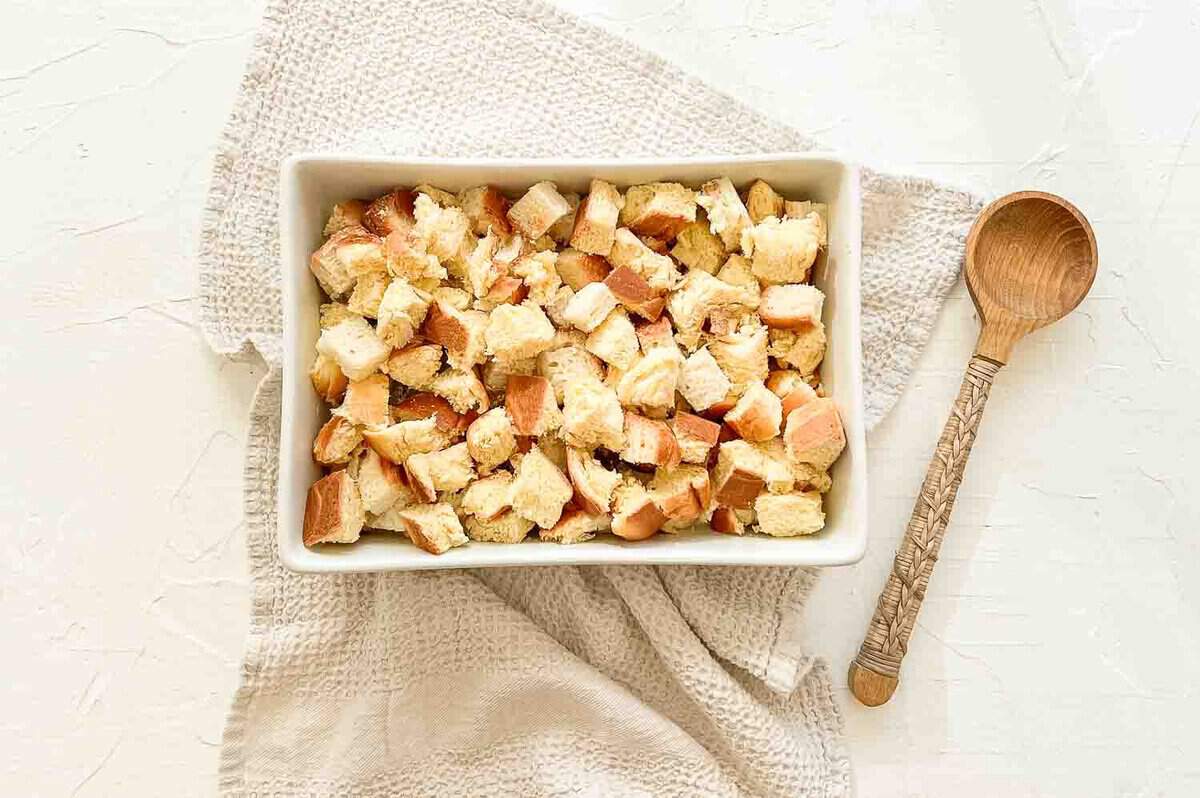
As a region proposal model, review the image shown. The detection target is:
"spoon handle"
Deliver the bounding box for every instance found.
[849,354,1003,706]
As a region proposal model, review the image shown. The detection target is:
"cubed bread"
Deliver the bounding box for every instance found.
[465,510,536,543]
[320,302,358,330]
[562,379,625,451]
[546,191,581,246]
[711,439,769,509]
[570,179,624,255]
[429,368,490,413]
[744,215,821,284]
[752,438,801,494]
[619,182,696,240]
[562,282,619,333]
[324,199,368,236]
[384,344,443,389]
[610,476,667,541]
[620,412,681,469]
[608,228,678,293]
[353,447,412,516]
[615,346,682,413]
[464,229,502,299]
[603,265,665,321]
[783,397,846,470]
[649,464,711,524]
[540,509,609,544]
[666,270,758,350]
[337,373,390,427]
[422,301,488,370]
[678,346,732,411]
[397,502,468,554]
[507,181,573,240]
[585,309,639,370]
[310,352,348,404]
[710,506,744,536]
[383,230,447,283]
[755,491,825,536]
[537,341,605,403]
[347,271,389,318]
[311,226,386,297]
[363,189,417,237]
[715,253,760,297]
[485,300,556,363]
[724,381,783,442]
[316,315,391,381]
[458,185,512,236]
[768,322,826,375]
[505,375,563,436]
[708,323,769,392]
[759,284,824,329]
[696,177,751,251]
[413,184,459,208]
[510,445,573,528]
[670,214,727,274]
[792,461,832,493]
[363,417,452,464]
[460,470,514,520]
[405,442,475,501]
[481,355,537,394]
[767,370,819,415]
[431,286,472,311]
[375,279,432,348]
[543,284,575,328]
[784,202,829,247]
[413,193,474,266]
[745,179,784,224]
[313,414,363,465]
[466,407,518,472]
[483,275,529,307]
[511,251,561,307]
[635,316,675,353]
[566,447,622,514]
[390,392,467,435]
[671,412,721,464]
[303,471,365,546]
[556,248,611,290]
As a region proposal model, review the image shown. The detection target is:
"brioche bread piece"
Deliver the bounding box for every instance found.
[510,445,573,528]
[745,179,784,224]
[390,392,467,435]
[670,214,727,274]
[711,439,769,509]
[562,379,625,451]
[413,184,459,208]
[319,302,359,330]
[634,316,674,353]
[483,275,529,307]
[363,189,417,237]
[336,373,390,427]
[465,510,536,543]
[383,230,447,283]
[540,509,609,544]
[714,253,760,299]
[769,322,827,376]
[755,491,825,536]
[480,355,537,394]
[485,300,556,363]
[507,181,573,239]
[724,381,783,442]
[311,226,386,297]
[397,502,468,554]
[405,442,475,502]
[303,471,365,546]
[603,265,665,321]
[511,251,561,307]
[363,417,451,464]
[458,185,512,236]
[767,370,819,416]
[546,191,581,246]
[570,179,624,255]
[649,464,711,524]
[608,228,678,293]
[671,412,721,465]
[710,506,744,536]
[542,285,575,330]
[696,177,751,251]
[585,309,639,370]
[353,447,413,515]
[460,470,514,521]
[464,229,502,299]
[610,475,667,541]
[375,279,432,348]
[566,447,622,514]
[678,346,732,412]
[615,346,682,414]
[744,214,821,284]
[620,413,681,469]
[619,182,696,240]
[384,344,443,389]
[317,315,391,381]
[666,269,758,350]
[556,248,611,290]
[422,301,488,371]
[505,375,563,436]
[324,199,368,236]
[313,414,363,465]
[562,282,619,333]
[466,407,518,472]
[783,397,846,470]
[537,340,605,403]
[759,284,824,330]
[413,194,473,267]
[429,368,490,414]
[347,271,389,318]
[431,286,471,311]
[708,323,769,393]
[310,352,349,404]
[791,461,832,493]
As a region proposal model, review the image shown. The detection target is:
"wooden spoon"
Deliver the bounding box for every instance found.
[848,191,1098,707]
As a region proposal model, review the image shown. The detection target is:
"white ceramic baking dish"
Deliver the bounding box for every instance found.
[279,154,867,572]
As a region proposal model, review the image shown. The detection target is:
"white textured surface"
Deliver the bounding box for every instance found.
[2,2,1197,796]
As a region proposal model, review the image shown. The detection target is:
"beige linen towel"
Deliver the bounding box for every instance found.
[199,1,981,794]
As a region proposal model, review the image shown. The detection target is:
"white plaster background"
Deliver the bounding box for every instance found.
[1,1,1197,795]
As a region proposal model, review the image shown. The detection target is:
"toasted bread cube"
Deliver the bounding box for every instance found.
[461,470,514,522]
[505,374,563,436]
[317,315,391,380]
[745,179,784,224]
[671,412,721,465]
[431,286,471,311]
[556,248,612,290]
[696,177,752,251]
[422,301,488,371]
[603,265,664,321]
[324,199,369,236]
[666,269,758,350]
[767,369,819,416]
[792,461,832,493]
[619,182,696,240]
[319,302,359,330]
[336,373,390,427]
[310,226,384,297]
[362,189,417,237]
[709,323,769,393]
[383,230,446,283]
[711,440,767,509]
[464,229,502,298]
[483,300,556,365]
[465,510,535,543]
[649,464,711,524]
[483,275,529,307]
[458,185,512,236]
[384,344,443,389]
[609,228,678,293]
[310,352,348,404]
[507,181,572,240]
[744,215,821,284]
[566,447,622,514]
[397,502,468,554]
[562,282,619,333]
[724,381,783,442]
[546,191,581,245]
[542,285,574,328]
[616,346,682,413]
[375,279,431,349]
[429,369,490,414]
[537,341,605,403]
[536,429,569,471]
[390,392,467,435]
[303,471,364,545]
[620,413,681,469]
[412,194,473,272]
[466,407,518,472]
[585,309,639,370]
[481,355,537,393]
[412,184,458,208]
[540,509,609,544]
[405,443,475,502]
[562,379,625,451]
[347,271,389,318]
[610,476,667,541]
[783,398,846,470]
[715,253,760,296]
[510,445,573,528]
[678,347,731,412]
[313,414,363,465]
[784,201,829,247]
[710,506,744,536]
[352,447,411,516]
[511,251,561,307]
[670,215,728,274]
[759,284,824,329]
[635,316,674,353]
[363,417,451,464]
[569,179,624,255]
[768,322,826,375]
[755,492,825,536]
[752,438,801,494]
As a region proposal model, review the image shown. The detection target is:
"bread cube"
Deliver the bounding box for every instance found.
[744,215,821,284]
[353,447,412,516]
[480,355,536,394]
[649,465,711,524]
[709,506,744,536]
[396,502,468,554]
[678,346,732,411]
[374,279,431,349]
[319,302,358,330]
[337,373,390,427]
[546,191,581,246]
[696,177,751,251]
[767,369,819,415]
[585,309,639,370]
[316,315,391,380]
[759,284,824,329]
[412,193,473,266]
[460,470,514,521]
[619,182,696,240]
[671,412,721,465]
[615,346,682,413]
[413,184,459,208]
[505,374,563,436]
[566,447,622,514]
[783,397,845,470]
[303,471,365,546]
[464,510,536,543]
[712,439,769,509]
[406,443,475,502]
[383,230,447,283]
[666,270,758,350]
[715,253,760,297]
[310,352,348,404]
[347,271,389,318]
[311,226,385,297]
[570,179,624,255]
[458,185,512,236]
[540,509,609,544]
[466,407,518,472]
[755,491,825,536]
[511,251,562,307]
[562,378,625,451]
[745,179,784,224]
[481,300,556,366]
[384,344,443,390]
[603,265,665,321]
[670,215,728,274]
[542,284,574,328]
[610,476,667,541]
[363,189,417,237]
[620,413,681,469]
[313,414,363,465]
[708,323,769,393]
[507,181,573,240]
[483,275,529,307]
[556,248,612,290]
[537,341,605,403]
[510,445,573,528]
[768,322,826,375]
[784,202,829,247]
[422,301,488,371]
[634,316,674,353]
[429,368,490,414]
[608,228,678,293]
[464,229,502,299]
[724,381,783,442]
[390,392,467,435]
[324,199,368,236]
[363,417,451,464]
[562,282,619,333]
